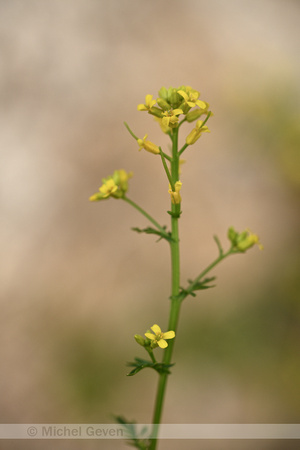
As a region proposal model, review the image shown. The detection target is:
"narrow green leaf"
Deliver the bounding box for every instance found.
[188,276,216,291]
[114,416,150,449]
[132,226,174,243]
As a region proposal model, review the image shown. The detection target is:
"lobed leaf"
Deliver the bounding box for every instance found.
[127,357,175,376]
[132,226,174,243]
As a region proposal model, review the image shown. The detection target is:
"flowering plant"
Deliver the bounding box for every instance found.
[90,85,262,449]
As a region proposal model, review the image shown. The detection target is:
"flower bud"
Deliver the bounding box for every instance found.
[186,128,199,145]
[168,181,182,204]
[156,98,171,111]
[158,86,168,101]
[186,108,204,123]
[168,88,180,108]
[134,335,145,346]
[227,226,238,245]
[148,107,163,118]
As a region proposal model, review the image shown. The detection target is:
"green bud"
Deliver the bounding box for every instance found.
[157,98,171,111]
[144,337,151,347]
[227,226,238,245]
[148,107,163,118]
[236,231,248,243]
[158,86,168,101]
[134,335,145,346]
[179,103,190,115]
[168,88,180,108]
[186,108,204,122]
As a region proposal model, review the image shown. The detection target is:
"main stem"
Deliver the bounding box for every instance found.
[149,128,181,450]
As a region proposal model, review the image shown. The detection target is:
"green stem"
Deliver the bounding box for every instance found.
[122,197,167,236]
[159,147,174,190]
[201,110,212,127]
[147,348,157,364]
[149,127,181,450]
[124,122,138,140]
[160,150,172,162]
[178,142,189,156]
[178,117,187,128]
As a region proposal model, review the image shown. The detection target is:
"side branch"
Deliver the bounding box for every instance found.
[123,196,172,242]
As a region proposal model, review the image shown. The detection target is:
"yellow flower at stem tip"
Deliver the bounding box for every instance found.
[145,324,175,349]
[237,229,264,252]
[99,178,118,198]
[137,94,156,112]
[89,169,133,201]
[137,134,160,155]
[168,181,182,204]
[227,227,263,252]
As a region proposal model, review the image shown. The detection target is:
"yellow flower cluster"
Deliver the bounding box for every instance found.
[89,169,133,201]
[137,85,211,133]
[228,227,263,252]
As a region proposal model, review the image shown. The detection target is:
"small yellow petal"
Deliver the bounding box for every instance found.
[145,94,153,105]
[137,104,148,111]
[162,331,175,340]
[177,90,188,100]
[151,324,161,335]
[172,108,183,116]
[145,333,155,340]
[196,99,207,109]
[162,116,170,127]
[158,340,168,349]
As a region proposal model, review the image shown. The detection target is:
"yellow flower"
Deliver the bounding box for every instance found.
[162,109,183,128]
[89,180,116,201]
[145,324,175,349]
[178,89,206,109]
[154,117,171,134]
[236,229,264,252]
[112,169,133,197]
[228,227,263,252]
[89,169,132,201]
[99,178,117,197]
[168,181,182,204]
[186,120,210,145]
[137,134,160,155]
[137,94,156,112]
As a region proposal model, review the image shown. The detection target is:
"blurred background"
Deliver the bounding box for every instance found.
[1,0,299,449]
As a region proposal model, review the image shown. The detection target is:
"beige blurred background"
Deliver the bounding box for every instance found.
[1,1,300,449]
